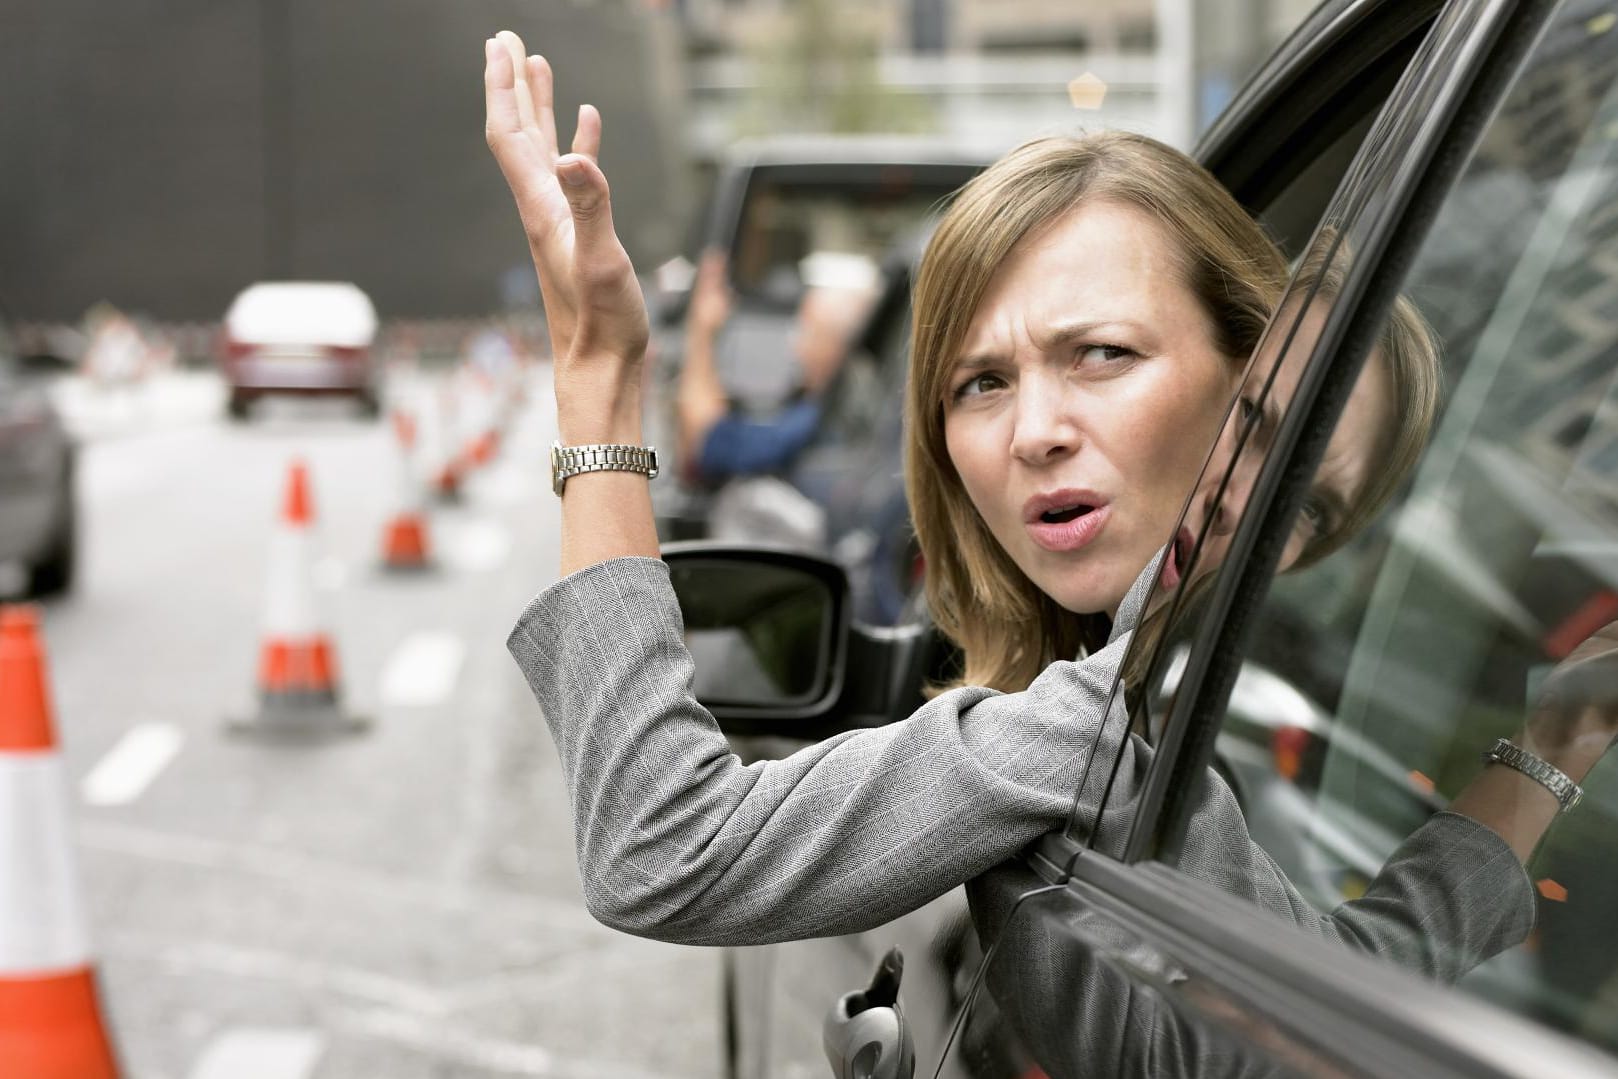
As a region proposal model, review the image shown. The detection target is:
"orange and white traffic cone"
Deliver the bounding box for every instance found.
[232,460,365,738]
[430,383,465,504]
[380,410,433,572]
[0,607,122,1078]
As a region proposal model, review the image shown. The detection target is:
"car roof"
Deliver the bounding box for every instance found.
[224,281,378,346]
[722,134,996,170]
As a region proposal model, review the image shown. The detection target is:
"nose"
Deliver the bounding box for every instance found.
[1008,377,1080,466]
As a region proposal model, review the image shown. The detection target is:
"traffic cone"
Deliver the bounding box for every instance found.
[430,383,466,503]
[380,410,433,572]
[231,461,365,738]
[0,606,122,1078]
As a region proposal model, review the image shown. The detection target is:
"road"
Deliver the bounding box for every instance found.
[14,367,721,1078]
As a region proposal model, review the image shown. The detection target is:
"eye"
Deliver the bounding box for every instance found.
[1238,395,1262,426]
[1079,344,1135,366]
[1297,493,1333,536]
[951,371,1006,401]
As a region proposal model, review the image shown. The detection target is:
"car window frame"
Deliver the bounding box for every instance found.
[1122,0,1531,865]
[1196,0,1447,253]
[930,0,1618,1075]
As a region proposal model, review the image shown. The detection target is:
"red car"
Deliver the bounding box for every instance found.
[219,281,382,420]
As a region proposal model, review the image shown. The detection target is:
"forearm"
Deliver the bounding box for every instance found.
[555,357,658,576]
[1448,763,1561,864]
[676,320,728,465]
[507,559,1133,945]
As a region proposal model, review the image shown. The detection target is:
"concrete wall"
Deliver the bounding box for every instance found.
[0,1,691,321]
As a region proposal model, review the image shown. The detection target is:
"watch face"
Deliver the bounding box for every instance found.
[551,441,564,496]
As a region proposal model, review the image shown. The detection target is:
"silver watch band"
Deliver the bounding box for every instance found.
[551,441,659,496]
[1482,737,1583,812]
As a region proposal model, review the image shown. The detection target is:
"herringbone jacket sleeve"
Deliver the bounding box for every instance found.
[507,556,1134,946]
[510,555,1533,971]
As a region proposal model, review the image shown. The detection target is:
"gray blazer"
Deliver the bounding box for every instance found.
[508,556,1531,980]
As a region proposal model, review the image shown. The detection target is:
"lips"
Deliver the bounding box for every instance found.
[1161,525,1193,590]
[1024,490,1110,553]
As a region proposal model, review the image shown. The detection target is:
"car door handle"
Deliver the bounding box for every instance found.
[821,947,916,1079]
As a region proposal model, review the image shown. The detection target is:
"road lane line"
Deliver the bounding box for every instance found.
[80,723,184,806]
[443,518,512,572]
[187,1028,325,1079]
[379,632,465,708]
[107,931,444,1015]
[339,1009,556,1076]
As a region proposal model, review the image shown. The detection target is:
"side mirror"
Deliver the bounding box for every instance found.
[664,542,944,739]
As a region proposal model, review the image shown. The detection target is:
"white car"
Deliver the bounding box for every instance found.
[219,281,381,420]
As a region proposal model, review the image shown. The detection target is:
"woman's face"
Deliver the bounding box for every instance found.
[943,200,1237,619]
[1178,303,1393,590]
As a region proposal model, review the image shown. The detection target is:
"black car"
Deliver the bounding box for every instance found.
[650,136,992,542]
[0,306,76,598]
[664,0,1618,1076]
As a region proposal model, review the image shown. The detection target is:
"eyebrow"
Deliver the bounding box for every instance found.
[952,318,1149,369]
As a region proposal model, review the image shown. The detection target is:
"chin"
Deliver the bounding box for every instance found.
[1039,577,1121,619]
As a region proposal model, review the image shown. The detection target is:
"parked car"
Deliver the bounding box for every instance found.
[0,305,76,597]
[663,0,1618,1076]
[650,137,992,541]
[218,281,382,420]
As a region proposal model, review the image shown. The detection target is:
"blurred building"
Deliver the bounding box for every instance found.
[665,0,1319,161]
[0,0,691,323]
[0,0,1322,323]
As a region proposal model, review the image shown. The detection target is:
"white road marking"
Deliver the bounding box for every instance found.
[81,723,184,807]
[378,632,465,708]
[443,519,512,573]
[187,1028,325,1079]
[468,462,531,506]
[339,1009,556,1075]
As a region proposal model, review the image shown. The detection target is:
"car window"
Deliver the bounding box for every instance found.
[1055,0,1450,859]
[729,164,975,304]
[1147,0,1618,1059]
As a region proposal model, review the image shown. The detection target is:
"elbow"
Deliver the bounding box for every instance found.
[579,874,702,944]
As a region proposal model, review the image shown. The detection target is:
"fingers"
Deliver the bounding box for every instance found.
[529,56,560,158]
[498,32,536,132]
[572,104,602,161]
[483,37,523,145]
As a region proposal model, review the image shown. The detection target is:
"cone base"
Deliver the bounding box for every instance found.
[0,969,121,1079]
[228,694,369,741]
[381,517,433,572]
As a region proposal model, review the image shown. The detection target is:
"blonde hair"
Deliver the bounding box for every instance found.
[1288,240,1441,569]
[905,132,1291,694]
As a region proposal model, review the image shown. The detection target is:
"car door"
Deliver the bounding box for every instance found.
[729,2,1468,1077]
[935,0,1618,1074]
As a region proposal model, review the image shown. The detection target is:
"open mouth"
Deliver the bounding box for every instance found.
[1039,503,1094,524]
[1025,495,1110,553]
[1166,526,1194,589]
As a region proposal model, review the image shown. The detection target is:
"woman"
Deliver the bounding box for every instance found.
[483,32,1598,970]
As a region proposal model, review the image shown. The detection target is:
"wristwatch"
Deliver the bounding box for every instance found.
[1481,737,1584,812]
[551,441,659,496]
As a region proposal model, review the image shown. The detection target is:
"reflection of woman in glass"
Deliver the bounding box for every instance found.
[483,31,1608,981]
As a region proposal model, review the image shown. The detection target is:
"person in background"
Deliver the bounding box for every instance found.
[674,248,880,483]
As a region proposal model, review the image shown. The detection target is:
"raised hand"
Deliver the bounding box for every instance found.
[1524,620,1618,784]
[483,31,648,440]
